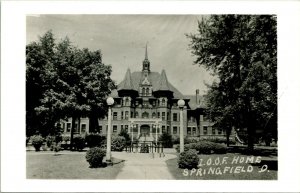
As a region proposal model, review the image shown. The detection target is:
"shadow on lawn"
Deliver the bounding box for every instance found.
[228,145,277,157]
[89,159,125,169]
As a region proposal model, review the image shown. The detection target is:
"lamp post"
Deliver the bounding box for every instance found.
[177,99,185,153]
[106,97,114,165]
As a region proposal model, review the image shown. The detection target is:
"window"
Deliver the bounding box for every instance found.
[67,123,71,132]
[125,125,129,132]
[125,98,130,106]
[212,127,215,135]
[113,125,118,133]
[121,112,124,119]
[131,112,133,118]
[218,128,222,135]
[167,126,170,134]
[173,113,178,121]
[142,112,149,118]
[193,127,197,136]
[162,112,166,121]
[162,126,166,133]
[135,112,139,118]
[98,125,102,133]
[152,112,156,118]
[189,116,195,122]
[146,88,149,95]
[113,112,118,120]
[157,112,160,118]
[152,101,156,107]
[121,125,124,131]
[162,98,166,106]
[173,126,178,134]
[203,126,208,135]
[187,127,191,135]
[142,88,145,96]
[125,111,129,120]
[167,112,170,120]
[81,124,86,133]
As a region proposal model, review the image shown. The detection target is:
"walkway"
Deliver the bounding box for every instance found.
[112,152,177,179]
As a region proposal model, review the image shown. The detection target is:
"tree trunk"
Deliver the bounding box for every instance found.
[89,113,99,133]
[226,127,231,147]
[78,117,81,134]
[70,116,76,151]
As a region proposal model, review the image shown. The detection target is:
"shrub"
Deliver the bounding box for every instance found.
[172,136,180,144]
[46,135,55,147]
[158,133,173,148]
[30,135,44,151]
[111,136,126,151]
[185,137,200,144]
[73,135,85,151]
[200,136,235,145]
[85,147,106,168]
[195,141,227,154]
[62,136,70,143]
[85,133,106,148]
[178,149,199,169]
[119,130,131,145]
[52,142,61,154]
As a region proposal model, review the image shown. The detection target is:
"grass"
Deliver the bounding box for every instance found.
[166,153,277,180]
[27,152,125,179]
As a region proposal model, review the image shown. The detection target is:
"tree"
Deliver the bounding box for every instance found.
[26,31,116,147]
[187,15,277,150]
[26,31,57,136]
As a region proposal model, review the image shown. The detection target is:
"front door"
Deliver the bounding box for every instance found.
[140,125,150,136]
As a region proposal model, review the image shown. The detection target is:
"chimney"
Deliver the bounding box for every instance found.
[196,89,199,105]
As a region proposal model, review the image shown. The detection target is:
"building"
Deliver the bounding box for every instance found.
[61,46,225,141]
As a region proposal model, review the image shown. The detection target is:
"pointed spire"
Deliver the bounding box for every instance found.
[122,68,134,90]
[145,43,148,60]
[142,42,150,72]
[157,69,170,91]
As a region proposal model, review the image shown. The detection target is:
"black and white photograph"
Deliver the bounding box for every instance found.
[1,1,300,192]
[25,14,278,180]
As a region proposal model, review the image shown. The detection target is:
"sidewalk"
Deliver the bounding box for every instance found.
[112,152,177,179]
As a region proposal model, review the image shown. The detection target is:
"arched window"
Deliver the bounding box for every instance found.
[142,112,149,119]
[125,98,129,106]
[152,112,156,118]
[142,88,145,96]
[146,88,149,96]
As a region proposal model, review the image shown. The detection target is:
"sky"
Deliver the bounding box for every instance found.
[26,14,214,95]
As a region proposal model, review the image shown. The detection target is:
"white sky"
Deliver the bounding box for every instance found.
[26,14,214,95]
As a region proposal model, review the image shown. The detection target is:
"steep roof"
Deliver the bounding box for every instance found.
[117,68,134,91]
[115,70,184,99]
[184,95,207,110]
[156,69,171,91]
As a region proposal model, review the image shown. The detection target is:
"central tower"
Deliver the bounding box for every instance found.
[142,44,150,75]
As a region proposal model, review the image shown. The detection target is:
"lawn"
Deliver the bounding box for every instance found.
[27,152,125,179]
[166,153,277,180]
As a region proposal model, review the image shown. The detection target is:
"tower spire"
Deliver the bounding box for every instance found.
[145,43,148,60]
[142,42,150,72]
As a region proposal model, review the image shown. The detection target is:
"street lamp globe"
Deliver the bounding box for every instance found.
[177,99,185,108]
[106,97,114,106]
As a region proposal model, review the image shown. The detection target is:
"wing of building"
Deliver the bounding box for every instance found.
[61,45,225,141]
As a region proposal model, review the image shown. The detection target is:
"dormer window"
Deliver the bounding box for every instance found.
[162,98,166,106]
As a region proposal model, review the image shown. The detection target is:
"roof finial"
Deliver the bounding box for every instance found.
[145,42,148,60]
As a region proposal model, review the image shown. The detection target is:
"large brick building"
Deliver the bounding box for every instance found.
[62,46,225,141]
